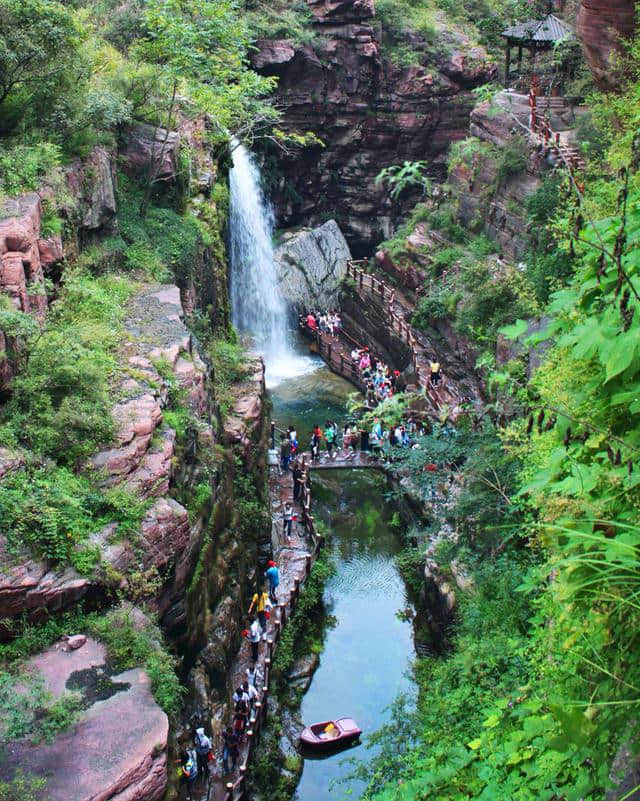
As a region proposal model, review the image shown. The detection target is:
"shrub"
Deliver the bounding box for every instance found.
[412,293,450,328]
[0,466,147,571]
[496,135,528,182]
[0,772,46,801]
[0,142,61,196]
[3,273,133,464]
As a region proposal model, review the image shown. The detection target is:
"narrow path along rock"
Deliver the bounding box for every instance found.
[203,461,322,801]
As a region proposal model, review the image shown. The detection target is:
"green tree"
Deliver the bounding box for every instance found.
[133,0,277,213]
[0,0,82,128]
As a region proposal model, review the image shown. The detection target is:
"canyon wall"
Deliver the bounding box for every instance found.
[252,0,496,255]
[577,0,636,90]
[0,125,269,801]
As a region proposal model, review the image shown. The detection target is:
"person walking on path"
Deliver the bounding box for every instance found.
[430,360,441,386]
[245,618,261,662]
[193,727,212,780]
[246,663,262,688]
[265,560,280,604]
[283,501,294,540]
[179,749,198,799]
[243,679,259,710]
[371,417,384,458]
[248,586,271,639]
[292,460,303,501]
[311,424,322,462]
[280,434,291,473]
[324,420,336,459]
[222,727,240,774]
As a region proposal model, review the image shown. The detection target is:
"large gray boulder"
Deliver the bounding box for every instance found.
[275,219,351,311]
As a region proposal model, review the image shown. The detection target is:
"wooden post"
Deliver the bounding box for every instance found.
[279,602,287,626]
[327,343,332,362]
[359,271,363,290]
[504,41,511,86]
[270,421,275,450]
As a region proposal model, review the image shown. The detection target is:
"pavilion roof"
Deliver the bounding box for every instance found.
[501,14,575,45]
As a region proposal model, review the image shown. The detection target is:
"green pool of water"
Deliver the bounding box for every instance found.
[269,343,416,801]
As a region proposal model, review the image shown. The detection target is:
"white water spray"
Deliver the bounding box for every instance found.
[229,141,317,387]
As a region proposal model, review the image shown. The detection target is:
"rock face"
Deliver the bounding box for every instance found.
[0,193,49,317]
[2,636,168,801]
[65,146,118,241]
[253,0,496,254]
[449,95,549,260]
[274,219,352,311]
[0,145,119,390]
[577,0,636,90]
[0,284,208,634]
[121,123,181,183]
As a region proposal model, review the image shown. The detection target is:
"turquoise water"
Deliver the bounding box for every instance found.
[270,342,416,800]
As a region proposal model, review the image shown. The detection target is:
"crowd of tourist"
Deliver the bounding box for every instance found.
[177,556,283,792]
[303,310,342,336]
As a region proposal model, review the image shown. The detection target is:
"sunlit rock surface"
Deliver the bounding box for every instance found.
[1,636,168,801]
[275,219,351,311]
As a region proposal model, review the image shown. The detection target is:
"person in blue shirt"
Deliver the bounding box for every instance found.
[265,560,279,604]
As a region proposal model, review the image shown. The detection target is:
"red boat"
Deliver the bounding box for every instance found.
[300,718,362,752]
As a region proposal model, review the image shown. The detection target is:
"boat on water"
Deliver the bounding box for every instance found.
[300,718,362,753]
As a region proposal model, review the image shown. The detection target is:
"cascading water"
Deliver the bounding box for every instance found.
[229,142,316,387]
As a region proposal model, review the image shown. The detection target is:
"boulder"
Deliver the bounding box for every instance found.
[252,39,296,70]
[307,0,375,23]
[1,637,168,801]
[121,123,181,183]
[274,220,351,311]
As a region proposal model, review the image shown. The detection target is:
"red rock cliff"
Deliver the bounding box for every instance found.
[576,0,636,89]
[253,0,496,255]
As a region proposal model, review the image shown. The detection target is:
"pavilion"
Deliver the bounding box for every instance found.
[501,13,576,88]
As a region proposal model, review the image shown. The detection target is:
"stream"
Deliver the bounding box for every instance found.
[270,337,418,801]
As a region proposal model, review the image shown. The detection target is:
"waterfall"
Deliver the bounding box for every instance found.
[229,141,315,386]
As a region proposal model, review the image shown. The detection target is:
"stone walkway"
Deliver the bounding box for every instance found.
[201,466,318,801]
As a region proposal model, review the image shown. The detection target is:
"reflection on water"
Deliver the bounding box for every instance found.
[296,470,415,801]
[269,350,417,801]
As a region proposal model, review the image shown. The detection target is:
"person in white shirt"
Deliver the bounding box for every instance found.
[246,664,262,688]
[242,679,259,709]
[245,618,261,661]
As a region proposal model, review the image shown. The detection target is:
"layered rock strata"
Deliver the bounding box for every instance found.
[0,284,209,632]
[2,634,168,801]
[253,0,496,254]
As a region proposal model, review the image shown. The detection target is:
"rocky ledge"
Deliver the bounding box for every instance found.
[1,633,168,801]
[0,284,211,634]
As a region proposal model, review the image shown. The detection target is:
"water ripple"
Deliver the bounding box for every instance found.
[328,552,403,597]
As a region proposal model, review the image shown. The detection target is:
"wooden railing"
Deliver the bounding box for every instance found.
[220,453,323,801]
[528,85,585,173]
[344,261,463,412]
